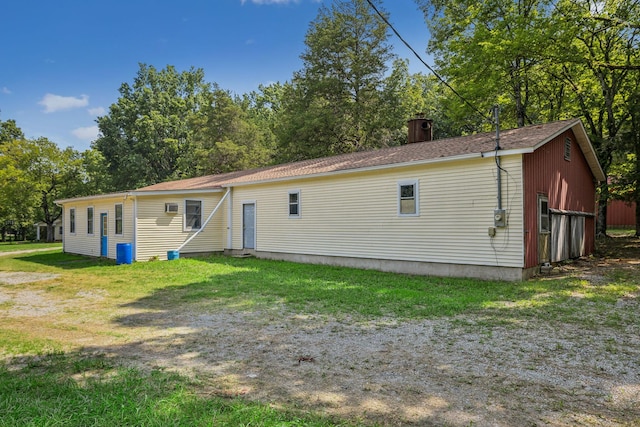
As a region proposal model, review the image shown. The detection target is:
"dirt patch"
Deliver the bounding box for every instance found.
[0,271,60,285]
[94,307,638,426]
[1,236,639,426]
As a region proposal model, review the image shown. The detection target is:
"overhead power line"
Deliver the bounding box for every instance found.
[364,0,492,124]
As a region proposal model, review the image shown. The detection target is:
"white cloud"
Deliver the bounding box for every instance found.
[39,93,89,113]
[88,106,106,116]
[1,87,11,94]
[71,125,99,141]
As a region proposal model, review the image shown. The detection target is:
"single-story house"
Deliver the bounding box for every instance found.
[34,219,63,241]
[55,118,605,281]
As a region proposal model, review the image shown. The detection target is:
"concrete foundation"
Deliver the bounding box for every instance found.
[225,249,526,282]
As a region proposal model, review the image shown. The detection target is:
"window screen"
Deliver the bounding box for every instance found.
[185,200,202,229]
[288,191,300,217]
[399,183,417,215]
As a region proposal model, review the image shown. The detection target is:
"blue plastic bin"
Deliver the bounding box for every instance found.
[167,250,180,260]
[116,243,133,265]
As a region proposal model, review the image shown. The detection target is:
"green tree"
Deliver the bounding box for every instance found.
[186,86,274,175]
[274,0,397,161]
[1,137,84,242]
[77,149,114,195]
[1,118,109,241]
[381,59,460,140]
[419,0,559,129]
[551,0,640,234]
[0,120,29,241]
[0,119,24,143]
[609,90,640,235]
[418,0,640,235]
[94,64,211,190]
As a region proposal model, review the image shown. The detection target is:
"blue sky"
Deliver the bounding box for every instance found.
[0,0,430,152]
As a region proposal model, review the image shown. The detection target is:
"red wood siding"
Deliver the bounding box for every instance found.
[607,200,636,227]
[522,130,597,268]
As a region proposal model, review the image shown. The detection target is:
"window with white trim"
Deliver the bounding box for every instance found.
[69,208,76,234]
[87,207,94,235]
[288,190,300,217]
[398,180,419,216]
[185,200,202,230]
[115,204,123,235]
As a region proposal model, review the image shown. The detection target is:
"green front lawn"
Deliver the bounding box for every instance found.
[2,250,636,323]
[0,352,349,427]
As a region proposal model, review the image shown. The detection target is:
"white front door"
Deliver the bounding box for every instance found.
[243,203,255,249]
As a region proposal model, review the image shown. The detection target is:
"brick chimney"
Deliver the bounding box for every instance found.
[407,113,433,144]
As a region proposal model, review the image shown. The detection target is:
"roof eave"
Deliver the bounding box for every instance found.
[484,119,606,182]
[224,152,483,187]
[570,121,607,182]
[130,188,224,196]
[482,147,534,157]
[55,192,132,205]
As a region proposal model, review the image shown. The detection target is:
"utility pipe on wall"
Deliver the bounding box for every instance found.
[494,105,502,210]
[493,105,506,228]
[176,188,231,252]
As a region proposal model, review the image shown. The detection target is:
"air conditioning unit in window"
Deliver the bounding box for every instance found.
[165,203,179,214]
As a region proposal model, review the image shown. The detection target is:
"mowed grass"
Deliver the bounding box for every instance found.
[0,352,350,427]
[3,249,637,323]
[1,237,638,426]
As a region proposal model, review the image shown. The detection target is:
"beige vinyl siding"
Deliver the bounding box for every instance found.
[231,156,524,268]
[135,193,224,261]
[62,196,134,259]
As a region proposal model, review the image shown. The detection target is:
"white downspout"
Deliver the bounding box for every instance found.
[226,189,233,250]
[133,196,138,261]
[176,188,231,252]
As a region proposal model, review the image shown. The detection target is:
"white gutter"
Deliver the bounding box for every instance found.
[55,189,223,205]
[176,188,231,252]
[226,189,233,249]
[133,197,138,261]
[130,189,223,197]
[55,192,131,205]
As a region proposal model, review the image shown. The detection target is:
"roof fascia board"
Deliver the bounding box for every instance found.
[482,148,533,157]
[130,189,223,197]
[56,188,224,205]
[224,152,482,188]
[483,119,606,182]
[570,120,606,181]
[55,192,131,205]
[530,119,579,151]
[485,120,580,156]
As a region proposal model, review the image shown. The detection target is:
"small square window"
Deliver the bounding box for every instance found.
[288,191,300,217]
[564,137,571,161]
[398,181,419,216]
